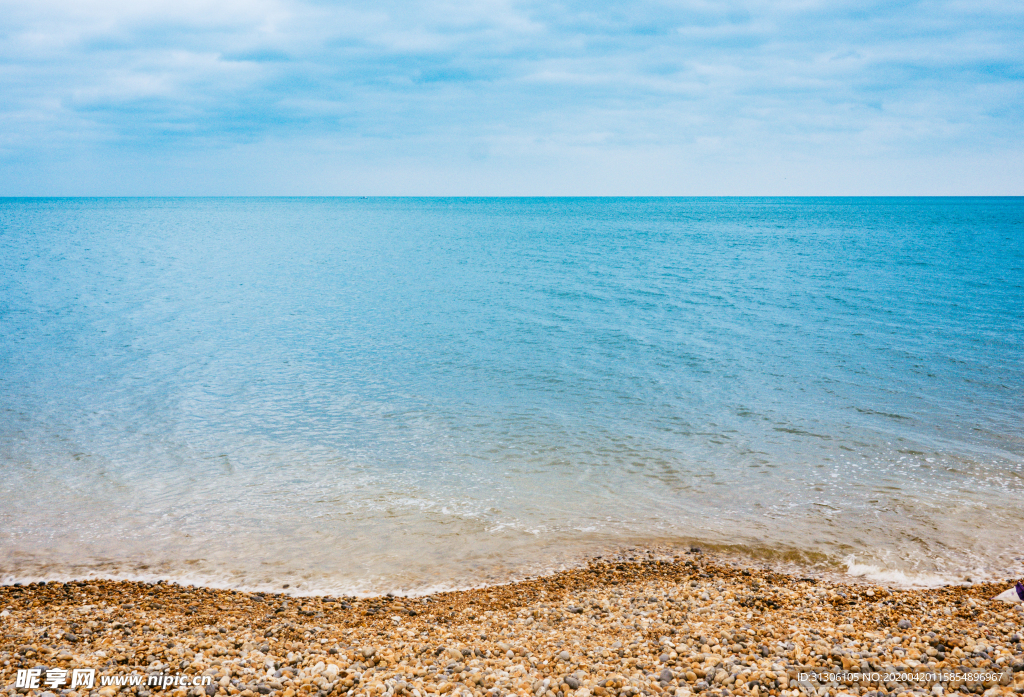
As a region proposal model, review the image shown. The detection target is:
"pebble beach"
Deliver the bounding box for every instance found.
[3,552,1022,697]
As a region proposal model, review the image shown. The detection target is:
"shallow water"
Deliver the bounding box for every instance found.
[1,197,1022,593]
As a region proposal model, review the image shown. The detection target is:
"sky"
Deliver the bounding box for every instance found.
[1,0,1022,195]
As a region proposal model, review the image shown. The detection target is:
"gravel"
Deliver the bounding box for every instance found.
[2,553,1022,697]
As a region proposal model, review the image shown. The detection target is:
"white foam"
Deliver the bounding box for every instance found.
[0,555,586,599]
[843,556,960,588]
[0,568,491,598]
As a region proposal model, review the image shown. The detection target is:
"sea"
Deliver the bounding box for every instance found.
[1,197,1022,595]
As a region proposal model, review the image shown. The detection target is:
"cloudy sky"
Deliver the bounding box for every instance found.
[1,0,1022,195]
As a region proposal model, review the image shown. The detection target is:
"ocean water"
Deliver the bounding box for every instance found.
[1,197,1022,594]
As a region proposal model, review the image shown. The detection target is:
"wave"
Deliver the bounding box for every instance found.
[842,555,967,588]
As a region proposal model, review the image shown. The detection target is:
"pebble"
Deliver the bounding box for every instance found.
[1,552,1022,697]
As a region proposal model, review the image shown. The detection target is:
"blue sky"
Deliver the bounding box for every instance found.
[1,0,1022,194]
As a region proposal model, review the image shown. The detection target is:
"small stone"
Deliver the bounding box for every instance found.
[3,547,1021,697]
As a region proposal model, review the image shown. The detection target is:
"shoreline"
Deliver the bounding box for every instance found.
[2,552,1022,697]
[0,542,991,600]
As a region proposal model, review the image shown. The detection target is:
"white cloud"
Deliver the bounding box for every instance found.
[0,0,1021,193]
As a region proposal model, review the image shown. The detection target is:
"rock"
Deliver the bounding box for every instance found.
[660,669,674,683]
[566,677,580,690]
[898,619,912,629]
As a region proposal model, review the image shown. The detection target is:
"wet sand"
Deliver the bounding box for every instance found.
[2,551,1022,697]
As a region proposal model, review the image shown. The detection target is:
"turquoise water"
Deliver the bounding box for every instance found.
[1,197,1022,593]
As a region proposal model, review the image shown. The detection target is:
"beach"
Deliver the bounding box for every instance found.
[2,200,1023,694]
[3,551,1022,697]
